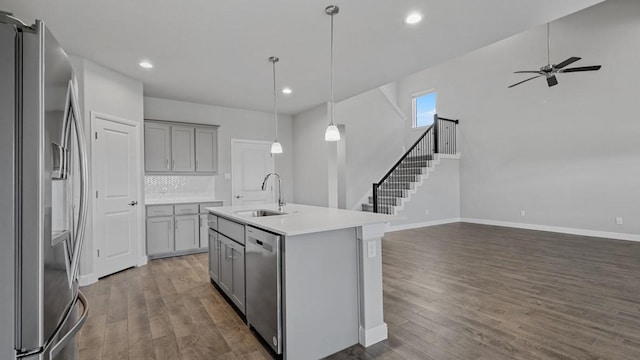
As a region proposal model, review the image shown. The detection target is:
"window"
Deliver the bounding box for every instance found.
[412,90,436,128]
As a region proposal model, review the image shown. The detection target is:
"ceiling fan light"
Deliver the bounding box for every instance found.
[270,141,283,154]
[324,124,340,141]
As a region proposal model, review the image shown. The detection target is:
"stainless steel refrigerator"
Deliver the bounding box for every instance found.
[0,11,89,360]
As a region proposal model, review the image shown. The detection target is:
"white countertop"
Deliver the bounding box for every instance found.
[205,203,394,236]
[145,197,222,205]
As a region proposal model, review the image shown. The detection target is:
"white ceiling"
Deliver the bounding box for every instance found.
[2,0,604,114]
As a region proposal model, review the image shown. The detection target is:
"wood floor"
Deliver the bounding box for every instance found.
[78,223,640,360]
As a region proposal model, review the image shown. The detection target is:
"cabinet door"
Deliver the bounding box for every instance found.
[208,230,219,284]
[230,243,245,313]
[199,214,209,248]
[174,215,199,251]
[195,127,218,173]
[171,125,195,172]
[144,122,171,172]
[218,235,233,296]
[146,217,174,255]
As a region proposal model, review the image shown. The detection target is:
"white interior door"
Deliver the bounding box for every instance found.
[93,113,140,278]
[231,140,274,206]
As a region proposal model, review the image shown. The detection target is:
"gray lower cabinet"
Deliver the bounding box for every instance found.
[146,216,174,254]
[208,229,220,283]
[219,234,234,295]
[209,216,245,314]
[146,201,222,258]
[175,214,199,251]
[199,214,209,249]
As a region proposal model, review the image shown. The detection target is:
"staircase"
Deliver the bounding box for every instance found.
[362,115,459,214]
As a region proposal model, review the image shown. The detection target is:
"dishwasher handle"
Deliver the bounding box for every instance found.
[248,236,274,253]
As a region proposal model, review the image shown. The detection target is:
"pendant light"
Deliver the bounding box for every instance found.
[324,5,341,142]
[269,56,283,154]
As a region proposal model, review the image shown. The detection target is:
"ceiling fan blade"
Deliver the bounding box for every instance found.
[547,75,558,87]
[559,65,602,73]
[554,57,581,69]
[514,70,542,74]
[508,75,542,88]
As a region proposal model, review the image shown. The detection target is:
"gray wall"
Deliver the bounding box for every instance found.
[392,158,461,228]
[336,88,406,209]
[397,0,640,236]
[292,103,330,206]
[144,97,294,205]
[292,88,407,209]
[70,57,145,281]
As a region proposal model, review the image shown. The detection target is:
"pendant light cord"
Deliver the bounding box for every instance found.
[272,59,278,141]
[329,10,335,126]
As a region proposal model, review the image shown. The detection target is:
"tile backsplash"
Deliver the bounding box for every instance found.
[145,175,216,200]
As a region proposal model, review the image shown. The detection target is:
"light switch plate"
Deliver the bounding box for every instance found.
[224,173,231,180]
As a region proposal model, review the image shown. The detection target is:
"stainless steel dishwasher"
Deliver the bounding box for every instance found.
[246,226,282,355]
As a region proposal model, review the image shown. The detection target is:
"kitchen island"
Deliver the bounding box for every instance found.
[205,203,393,360]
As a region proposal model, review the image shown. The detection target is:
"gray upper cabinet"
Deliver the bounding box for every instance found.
[171,125,195,172]
[144,120,218,174]
[195,126,217,173]
[144,122,171,172]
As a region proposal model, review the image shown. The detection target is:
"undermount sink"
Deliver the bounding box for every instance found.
[235,209,287,217]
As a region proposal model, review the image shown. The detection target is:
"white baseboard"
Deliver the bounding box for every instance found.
[461,218,640,242]
[78,273,98,287]
[137,256,148,267]
[388,217,461,232]
[359,323,388,347]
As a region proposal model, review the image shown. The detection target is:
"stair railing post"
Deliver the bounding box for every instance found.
[433,113,439,154]
[372,183,379,213]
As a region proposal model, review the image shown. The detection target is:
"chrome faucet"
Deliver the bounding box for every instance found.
[261,173,286,211]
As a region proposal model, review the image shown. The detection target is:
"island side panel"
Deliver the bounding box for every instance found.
[282,228,359,360]
[357,223,388,346]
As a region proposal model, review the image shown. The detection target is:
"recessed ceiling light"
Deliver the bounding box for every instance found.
[282,87,292,94]
[404,13,422,25]
[139,61,153,69]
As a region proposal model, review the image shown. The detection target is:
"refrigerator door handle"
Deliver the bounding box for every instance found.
[49,291,89,359]
[65,80,89,284]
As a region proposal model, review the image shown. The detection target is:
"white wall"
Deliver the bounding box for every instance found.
[392,158,461,228]
[292,103,330,206]
[292,89,407,209]
[397,0,640,237]
[336,88,406,209]
[70,57,145,282]
[144,97,294,205]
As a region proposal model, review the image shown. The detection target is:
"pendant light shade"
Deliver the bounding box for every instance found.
[270,141,283,154]
[325,5,340,142]
[324,124,340,141]
[268,56,283,154]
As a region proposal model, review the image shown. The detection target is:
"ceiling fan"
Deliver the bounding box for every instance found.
[508,23,601,88]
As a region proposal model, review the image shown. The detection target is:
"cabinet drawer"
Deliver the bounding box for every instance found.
[147,205,173,217]
[175,203,199,215]
[218,217,245,245]
[207,213,218,230]
[199,201,223,213]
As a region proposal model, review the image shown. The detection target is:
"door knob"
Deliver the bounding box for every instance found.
[235,195,243,199]
[128,201,138,206]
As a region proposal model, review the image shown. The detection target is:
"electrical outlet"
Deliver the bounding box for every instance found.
[616,217,623,225]
[520,210,526,217]
[367,242,376,258]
